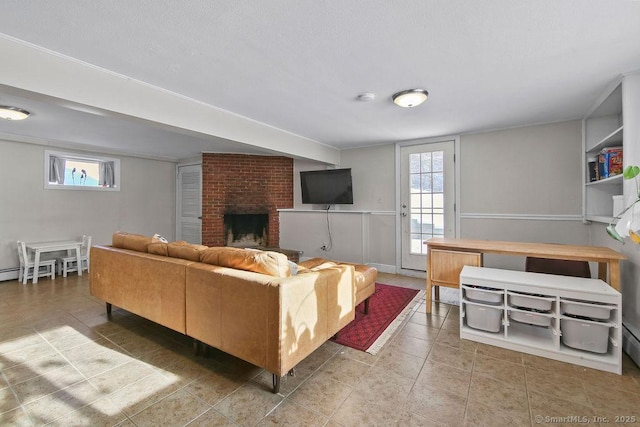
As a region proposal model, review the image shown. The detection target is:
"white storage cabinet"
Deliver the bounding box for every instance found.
[460,266,622,374]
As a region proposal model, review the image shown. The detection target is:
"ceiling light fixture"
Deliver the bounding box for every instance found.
[0,106,31,121]
[392,89,428,108]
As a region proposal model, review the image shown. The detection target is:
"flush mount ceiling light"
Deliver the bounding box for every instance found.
[392,89,428,108]
[0,106,31,120]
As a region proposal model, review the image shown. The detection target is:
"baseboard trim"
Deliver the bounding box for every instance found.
[367,263,396,274]
[623,324,640,367]
[0,267,19,282]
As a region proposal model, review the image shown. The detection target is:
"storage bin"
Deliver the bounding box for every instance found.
[561,318,611,353]
[561,299,615,321]
[463,285,503,305]
[465,303,502,333]
[508,292,553,312]
[509,310,552,327]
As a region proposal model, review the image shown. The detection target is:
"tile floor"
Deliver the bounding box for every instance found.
[0,272,639,426]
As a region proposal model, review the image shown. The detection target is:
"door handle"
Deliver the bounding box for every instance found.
[401,212,407,217]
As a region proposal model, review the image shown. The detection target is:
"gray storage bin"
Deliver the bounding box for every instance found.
[561,300,615,321]
[508,292,553,312]
[464,286,503,305]
[561,318,611,353]
[465,303,502,333]
[509,310,552,327]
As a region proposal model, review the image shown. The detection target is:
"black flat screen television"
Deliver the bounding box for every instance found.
[300,168,353,205]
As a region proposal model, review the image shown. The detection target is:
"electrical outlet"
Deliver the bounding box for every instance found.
[320,243,328,251]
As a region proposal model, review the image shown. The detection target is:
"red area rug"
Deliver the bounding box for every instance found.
[331,283,422,354]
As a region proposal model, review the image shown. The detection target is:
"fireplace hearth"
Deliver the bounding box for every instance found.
[223,214,269,247]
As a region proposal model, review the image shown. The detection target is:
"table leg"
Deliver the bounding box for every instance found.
[33,250,41,284]
[598,262,607,282]
[75,246,82,277]
[608,260,621,292]
[426,248,432,314]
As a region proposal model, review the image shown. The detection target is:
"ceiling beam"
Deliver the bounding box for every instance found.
[0,36,340,165]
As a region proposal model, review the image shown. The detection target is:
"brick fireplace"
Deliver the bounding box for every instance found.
[201,153,293,247]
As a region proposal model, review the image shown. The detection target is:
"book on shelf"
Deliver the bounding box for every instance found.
[597,147,622,180]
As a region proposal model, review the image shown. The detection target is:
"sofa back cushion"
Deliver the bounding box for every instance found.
[112,232,155,252]
[200,247,291,277]
[147,242,169,256]
[167,241,208,261]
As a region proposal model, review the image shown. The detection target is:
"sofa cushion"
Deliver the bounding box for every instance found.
[112,232,155,253]
[167,241,208,261]
[147,242,169,256]
[200,247,291,277]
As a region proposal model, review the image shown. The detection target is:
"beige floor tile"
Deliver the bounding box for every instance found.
[528,390,597,427]
[440,315,460,332]
[3,274,640,427]
[427,343,475,372]
[414,359,472,398]
[289,372,353,417]
[525,366,591,406]
[3,352,70,385]
[408,311,446,329]
[406,383,467,425]
[88,360,156,396]
[318,352,371,387]
[434,328,478,352]
[183,369,245,406]
[388,331,433,358]
[214,379,284,425]
[476,343,524,364]
[44,396,128,427]
[131,387,211,427]
[353,364,416,406]
[0,406,34,427]
[108,371,185,417]
[186,408,237,426]
[376,346,426,380]
[464,399,531,427]
[257,399,327,426]
[397,321,441,342]
[467,374,529,415]
[24,380,104,425]
[13,363,85,404]
[0,386,21,415]
[472,353,526,390]
[331,390,405,427]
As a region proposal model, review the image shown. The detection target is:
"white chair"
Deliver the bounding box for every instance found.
[17,241,56,285]
[57,235,91,278]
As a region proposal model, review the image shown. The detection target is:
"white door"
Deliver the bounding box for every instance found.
[400,141,455,270]
[176,164,202,244]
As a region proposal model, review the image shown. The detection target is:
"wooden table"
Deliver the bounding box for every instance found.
[25,240,83,284]
[425,238,626,313]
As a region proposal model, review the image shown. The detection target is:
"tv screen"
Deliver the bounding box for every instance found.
[300,168,353,205]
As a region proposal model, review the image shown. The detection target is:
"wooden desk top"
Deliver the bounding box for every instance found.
[425,238,626,262]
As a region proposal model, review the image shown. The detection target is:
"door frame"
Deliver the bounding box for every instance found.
[395,135,461,277]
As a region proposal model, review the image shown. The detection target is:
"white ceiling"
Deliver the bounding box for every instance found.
[1,1,640,162]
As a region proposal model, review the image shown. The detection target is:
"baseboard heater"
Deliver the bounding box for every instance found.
[623,323,640,368]
[0,267,19,282]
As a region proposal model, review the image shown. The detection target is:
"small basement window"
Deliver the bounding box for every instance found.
[44,150,120,191]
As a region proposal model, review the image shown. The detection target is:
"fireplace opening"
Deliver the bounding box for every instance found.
[223,214,268,247]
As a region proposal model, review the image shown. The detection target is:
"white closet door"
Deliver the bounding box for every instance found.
[177,164,202,244]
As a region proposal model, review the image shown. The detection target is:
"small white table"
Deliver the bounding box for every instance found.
[25,240,82,284]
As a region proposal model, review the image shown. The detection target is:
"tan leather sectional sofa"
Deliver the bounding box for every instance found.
[90,232,361,392]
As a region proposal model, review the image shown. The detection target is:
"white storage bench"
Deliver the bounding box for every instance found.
[460,266,622,374]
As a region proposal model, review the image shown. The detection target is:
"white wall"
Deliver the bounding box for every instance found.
[281,144,396,270]
[459,120,589,270]
[281,120,588,272]
[0,139,176,272]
